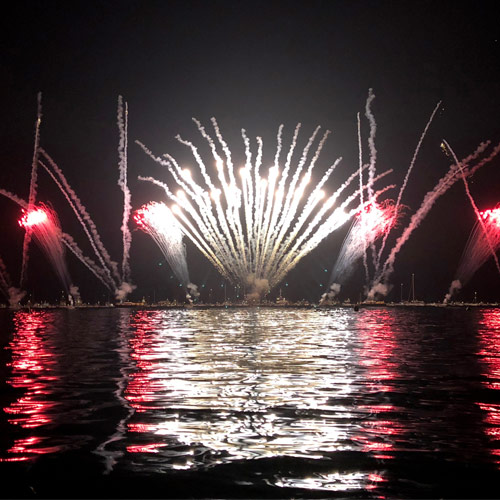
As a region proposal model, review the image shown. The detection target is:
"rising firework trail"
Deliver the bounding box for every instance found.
[444,204,500,303]
[18,204,79,305]
[35,96,136,301]
[117,96,133,285]
[134,202,199,301]
[138,114,394,300]
[20,93,42,287]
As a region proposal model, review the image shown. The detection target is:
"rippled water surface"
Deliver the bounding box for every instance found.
[1,306,500,498]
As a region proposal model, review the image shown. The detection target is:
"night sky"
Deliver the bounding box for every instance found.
[1,0,500,304]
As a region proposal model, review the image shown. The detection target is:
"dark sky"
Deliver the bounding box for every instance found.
[1,0,500,303]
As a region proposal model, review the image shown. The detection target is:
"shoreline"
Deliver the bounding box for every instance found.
[1,301,499,310]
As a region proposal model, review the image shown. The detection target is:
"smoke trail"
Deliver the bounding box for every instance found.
[38,150,121,289]
[117,96,133,284]
[376,100,442,269]
[364,89,377,202]
[357,112,371,287]
[319,282,341,305]
[20,93,43,286]
[61,232,114,290]
[444,279,461,304]
[0,255,26,307]
[0,189,28,209]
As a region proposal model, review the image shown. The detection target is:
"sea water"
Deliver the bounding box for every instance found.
[1,306,499,498]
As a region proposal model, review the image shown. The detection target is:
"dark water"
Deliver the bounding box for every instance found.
[1,306,499,498]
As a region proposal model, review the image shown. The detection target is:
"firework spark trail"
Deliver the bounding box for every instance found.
[139,119,384,298]
[134,202,198,301]
[38,150,121,291]
[276,182,396,287]
[18,204,73,300]
[265,167,393,283]
[137,175,229,279]
[263,129,331,277]
[443,139,500,276]
[117,96,133,284]
[321,200,400,303]
[445,205,500,303]
[376,100,442,269]
[368,140,500,298]
[20,93,43,286]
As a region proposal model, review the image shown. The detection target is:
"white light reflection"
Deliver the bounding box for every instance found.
[124,309,360,463]
[275,471,386,492]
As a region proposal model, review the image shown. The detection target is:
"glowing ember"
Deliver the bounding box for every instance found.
[480,206,500,228]
[18,208,48,228]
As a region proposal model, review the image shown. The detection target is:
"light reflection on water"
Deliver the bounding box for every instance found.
[476,309,500,467]
[2,311,59,460]
[1,306,500,496]
[124,309,359,466]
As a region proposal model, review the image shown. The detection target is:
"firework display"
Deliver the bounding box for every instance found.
[18,204,77,304]
[0,92,499,306]
[137,114,393,300]
[445,205,500,303]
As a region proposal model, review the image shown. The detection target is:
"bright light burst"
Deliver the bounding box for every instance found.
[138,119,393,299]
[18,208,48,228]
[481,206,500,229]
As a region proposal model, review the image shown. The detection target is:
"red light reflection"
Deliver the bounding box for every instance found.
[125,310,166,413]
[1,311,58,461]
[354,310,402,460]
[476,309,500,468]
